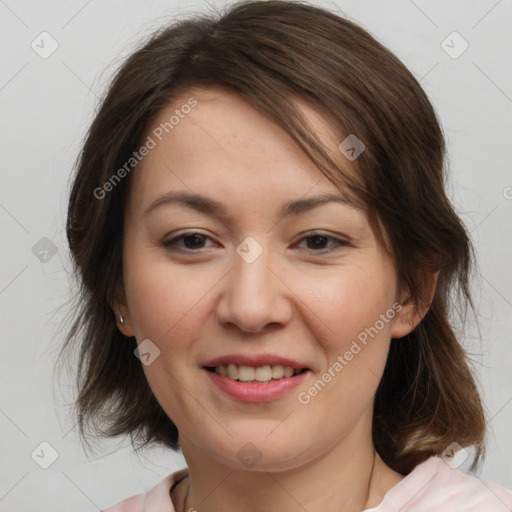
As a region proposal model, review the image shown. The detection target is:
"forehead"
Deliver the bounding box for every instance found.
[127,86,359,215]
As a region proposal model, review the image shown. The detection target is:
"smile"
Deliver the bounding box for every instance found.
[203,365,311,402]
[206,363,307,383]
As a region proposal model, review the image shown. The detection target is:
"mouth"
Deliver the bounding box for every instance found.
[203,364,310,384]
[203,362,312,402]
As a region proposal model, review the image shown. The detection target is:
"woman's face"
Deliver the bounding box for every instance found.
[120,86,413,471]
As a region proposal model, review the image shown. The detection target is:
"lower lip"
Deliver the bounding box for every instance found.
[204,368,311,402]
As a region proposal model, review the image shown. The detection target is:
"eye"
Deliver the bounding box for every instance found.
[162,231,348,253]
[162,232,217,251]
[294,232,348,252]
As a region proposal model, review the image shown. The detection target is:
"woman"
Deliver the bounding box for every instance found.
[61,1,512,510]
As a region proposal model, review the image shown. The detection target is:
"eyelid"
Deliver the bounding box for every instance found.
[296,230,349,242]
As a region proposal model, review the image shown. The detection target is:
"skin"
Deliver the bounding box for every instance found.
[115,86,437,512]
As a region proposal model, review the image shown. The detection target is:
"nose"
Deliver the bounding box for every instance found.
[215,239,293,334]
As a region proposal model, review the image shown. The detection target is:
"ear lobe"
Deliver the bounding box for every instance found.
[390,270,439,339]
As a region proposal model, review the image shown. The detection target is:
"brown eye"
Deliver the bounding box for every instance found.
[163,232,216,251]
[295,233,348,252]
[304,235,330,250]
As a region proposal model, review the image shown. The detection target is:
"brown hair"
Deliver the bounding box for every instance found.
[60,0,486,474]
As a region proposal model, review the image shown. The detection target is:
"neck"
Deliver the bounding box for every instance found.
[174,423,402,512]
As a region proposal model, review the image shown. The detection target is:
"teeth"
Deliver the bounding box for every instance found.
[255,365,272,382]
[272,365,284,379]
[283,366,294,378]
[227,363,238,380]
[214,363,302,382]
[238,364,255,382]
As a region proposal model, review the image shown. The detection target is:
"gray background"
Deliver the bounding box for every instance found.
[0,0,511,510]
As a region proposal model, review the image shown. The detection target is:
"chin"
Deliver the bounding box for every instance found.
[204,433,312,472]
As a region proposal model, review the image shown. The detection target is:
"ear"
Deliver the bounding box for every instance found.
[110,284,135,337]
[390,270,439,339]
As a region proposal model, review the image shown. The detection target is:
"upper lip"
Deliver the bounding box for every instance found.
[202,353,311,371]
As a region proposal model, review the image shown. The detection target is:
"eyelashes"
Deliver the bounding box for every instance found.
[163,232,214,251]
[294,233,348,251]
[162,231,348,253]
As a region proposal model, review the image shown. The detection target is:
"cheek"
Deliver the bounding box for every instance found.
[123,254,217,426]
[291,262,396,400]
[124,252,217,345]
[294,262,397,347]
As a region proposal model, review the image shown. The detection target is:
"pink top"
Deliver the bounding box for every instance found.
[102,455,512,512]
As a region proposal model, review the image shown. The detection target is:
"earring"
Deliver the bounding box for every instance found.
[114,298,125,327]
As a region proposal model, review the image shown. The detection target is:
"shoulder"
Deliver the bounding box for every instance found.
[101,467,189,512]
[377,456,512,512]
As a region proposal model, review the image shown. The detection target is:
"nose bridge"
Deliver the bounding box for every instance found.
[216,235,291,332]
[234,235,272,294]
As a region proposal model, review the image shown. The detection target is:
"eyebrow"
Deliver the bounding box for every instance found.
[143,190,361,221]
